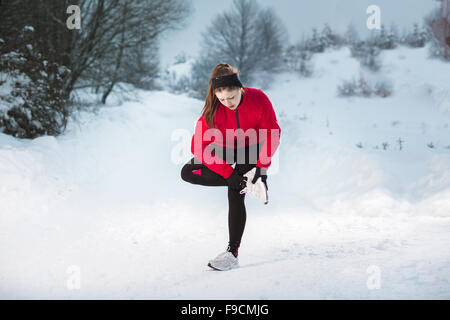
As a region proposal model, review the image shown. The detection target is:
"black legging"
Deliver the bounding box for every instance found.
[180,142,262,254]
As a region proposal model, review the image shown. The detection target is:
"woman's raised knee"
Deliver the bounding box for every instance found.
[180,163,192,182]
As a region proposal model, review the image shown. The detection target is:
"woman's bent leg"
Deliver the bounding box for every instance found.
[180,157,228,187]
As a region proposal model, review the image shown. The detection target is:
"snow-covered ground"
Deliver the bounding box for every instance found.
[1,45,450,299]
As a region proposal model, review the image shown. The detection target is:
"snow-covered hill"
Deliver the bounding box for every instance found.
[1,45,450,299]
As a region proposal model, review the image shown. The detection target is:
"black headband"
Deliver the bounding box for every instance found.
[211,73,243,90]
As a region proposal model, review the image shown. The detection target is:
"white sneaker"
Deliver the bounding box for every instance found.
[240,167,269,205]
[208,251,239,271]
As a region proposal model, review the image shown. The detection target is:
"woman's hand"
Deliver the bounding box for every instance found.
[226,169,246,191]
[252,167,268,190]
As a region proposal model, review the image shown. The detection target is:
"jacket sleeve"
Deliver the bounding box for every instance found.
[256,91,281,170]
[190,115,234,179]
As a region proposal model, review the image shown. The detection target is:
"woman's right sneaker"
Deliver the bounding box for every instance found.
[207,251,239,271]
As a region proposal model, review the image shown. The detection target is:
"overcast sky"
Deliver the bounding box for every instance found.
[159,0,440,67]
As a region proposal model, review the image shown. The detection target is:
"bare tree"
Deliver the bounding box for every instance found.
[345,24,360,46]
[198,0,287,84]
[67,0,192,103]
[251,7,288,73]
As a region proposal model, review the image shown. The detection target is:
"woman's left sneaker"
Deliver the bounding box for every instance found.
[240,167,269,204]
[207,251,239,271]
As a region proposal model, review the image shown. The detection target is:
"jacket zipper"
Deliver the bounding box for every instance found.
[235,109,240,148]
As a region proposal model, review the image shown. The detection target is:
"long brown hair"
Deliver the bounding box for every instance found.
[201,63,245,129]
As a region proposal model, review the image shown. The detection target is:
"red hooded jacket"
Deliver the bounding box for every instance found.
[190,87,281,179]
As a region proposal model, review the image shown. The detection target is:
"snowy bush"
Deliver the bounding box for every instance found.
[305,28,326,53]
[344,24,361,47]
[282,24,346,77]
[350,41,382,72]
[283,44,314,77]
[337,79,357,97]
[161,56,196,95]
[164,72,190,94]
[337,75,392,98]
[403,24,430,48]
[320,24,346,49]
[0,27,69,138]
[374,81,393,98]
[372,25,398,50]
[303,24,345,53]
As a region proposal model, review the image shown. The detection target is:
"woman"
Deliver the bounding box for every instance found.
[180,63,281,271]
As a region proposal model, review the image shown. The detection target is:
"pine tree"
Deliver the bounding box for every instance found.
[345,24,360,46]
[307,28,326,53]
[374,25,396,49]
[406,23,429,48]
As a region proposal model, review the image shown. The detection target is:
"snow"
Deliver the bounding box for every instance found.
[165,59,193,81]
[0,72,26,113]
[23,26,34,32]
[1,44,450,299]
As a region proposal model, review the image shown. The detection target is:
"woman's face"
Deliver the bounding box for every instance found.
[215,87,242,110]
